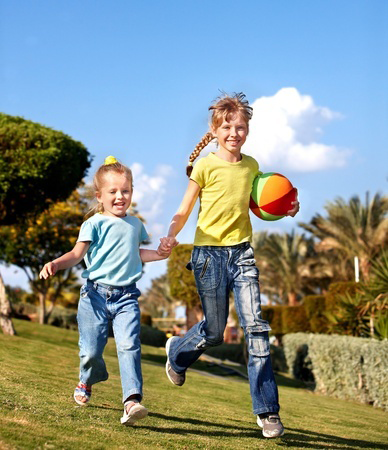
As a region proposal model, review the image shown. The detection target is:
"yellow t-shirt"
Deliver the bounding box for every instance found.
[190,152,260,246]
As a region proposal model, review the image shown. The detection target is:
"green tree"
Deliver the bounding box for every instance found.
[167,244,202,330]
[299,193,388,281]
[252,231,315,305]
[141,274,176,318]
[0,190,88,324]
[0,113,90,334]
[0,113,91,225]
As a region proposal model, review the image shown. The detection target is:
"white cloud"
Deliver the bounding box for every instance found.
[244,87,350,172]
[131,163,173,239]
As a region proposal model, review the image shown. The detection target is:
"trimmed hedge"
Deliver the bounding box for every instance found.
[282,305,310,334]
[283,333,388,410]
[303,295,328,333]
[262,305,283,335]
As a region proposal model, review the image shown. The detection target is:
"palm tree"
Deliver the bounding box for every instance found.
[253,231,316,305]
[299,193,388,281]
[141,274,177,318]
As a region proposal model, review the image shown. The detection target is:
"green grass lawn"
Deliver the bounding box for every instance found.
[0,319,387,449]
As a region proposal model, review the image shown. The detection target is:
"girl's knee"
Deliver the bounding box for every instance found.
[196,336,224,350]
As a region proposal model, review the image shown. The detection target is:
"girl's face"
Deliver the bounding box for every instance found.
[96,172,132,218]
[212,114,248,156]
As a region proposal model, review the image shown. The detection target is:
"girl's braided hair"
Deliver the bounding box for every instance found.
[186,92,253,177]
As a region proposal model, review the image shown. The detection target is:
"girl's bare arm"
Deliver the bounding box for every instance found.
[166,180,201,243]
[140,248,170,263]
[39,241,90,279]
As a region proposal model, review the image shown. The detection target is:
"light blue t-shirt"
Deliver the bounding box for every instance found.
[77,213,149,287]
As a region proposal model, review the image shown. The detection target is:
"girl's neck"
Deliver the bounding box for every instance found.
[215,147,242,163]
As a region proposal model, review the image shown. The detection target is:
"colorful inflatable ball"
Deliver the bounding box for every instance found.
[250,172,297,221]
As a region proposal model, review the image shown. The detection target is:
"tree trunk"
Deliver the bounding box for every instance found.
[185,302,203,331]
[288,291,298,306]
[0,272,16,335]
[38,291,47,325]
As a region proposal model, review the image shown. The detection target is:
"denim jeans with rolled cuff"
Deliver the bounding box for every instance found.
[168,242,279,415]
[77,279,143,403]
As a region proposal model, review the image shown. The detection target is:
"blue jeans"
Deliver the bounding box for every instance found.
[77,279,143,403]
[168,242,279,415]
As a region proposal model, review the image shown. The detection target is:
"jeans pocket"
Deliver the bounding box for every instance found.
[193,250,220,291]
[80,284,90,298]
[248,331,270,357]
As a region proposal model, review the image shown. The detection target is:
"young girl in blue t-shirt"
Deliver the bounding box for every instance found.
[160,93,299,438]
[40,156,170,425]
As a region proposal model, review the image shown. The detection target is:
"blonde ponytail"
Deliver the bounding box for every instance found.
[186,132,214,177]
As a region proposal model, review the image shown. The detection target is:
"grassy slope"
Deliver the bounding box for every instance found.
[0,320,387,450]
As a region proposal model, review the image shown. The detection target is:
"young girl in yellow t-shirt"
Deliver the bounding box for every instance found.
[160,92,299,438]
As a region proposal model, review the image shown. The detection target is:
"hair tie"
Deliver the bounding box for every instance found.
[188,161,193,166]
[104,155,118,165]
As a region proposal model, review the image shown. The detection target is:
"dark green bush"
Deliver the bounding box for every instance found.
[282,305,310,333]
[140,325,167,347]
[205,342,287,372]
[206,343,245,365]
[303,295,328,333]
[262,305,283,336]
[140,313,153,327]
[48,309,77,330]
[325,281,360,313]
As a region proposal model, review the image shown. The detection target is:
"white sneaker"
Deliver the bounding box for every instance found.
[120,402,148,425]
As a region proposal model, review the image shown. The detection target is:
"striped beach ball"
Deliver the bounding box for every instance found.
[250,172,296,221]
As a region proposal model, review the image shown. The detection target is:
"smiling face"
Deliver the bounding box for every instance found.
[212,113,249,158]
[96,171,132,218]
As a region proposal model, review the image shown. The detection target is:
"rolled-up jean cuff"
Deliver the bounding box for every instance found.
[123,388,143,403]
[253,405,280,415]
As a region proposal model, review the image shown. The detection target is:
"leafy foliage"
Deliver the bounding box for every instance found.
[302,295,328,333]
[284,333,388,410]
[252,231,317,305]
[0,189,88,323]
[299,193,388,281]
[141,274,176,318]
[167,244,198,308]
[0,113,91,225]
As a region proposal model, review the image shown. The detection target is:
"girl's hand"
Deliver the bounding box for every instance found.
[160,236,179,251]
[156,244,172,258]
[39,262,58,279]
[286,189,300,217]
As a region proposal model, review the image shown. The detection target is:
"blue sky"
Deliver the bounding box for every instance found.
[1,0,387,293]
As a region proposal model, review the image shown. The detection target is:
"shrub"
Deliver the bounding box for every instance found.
[140,313,153,327]
[282,333,314,382]
[205,342,287,372]
[303,295,328,333]
[206,343,245,365]
[140,325,167,347]
[282,305,310,334]
[262,305,283,336]
[48,308,77,330]
[283,333,388,410]
[325,281,360,313]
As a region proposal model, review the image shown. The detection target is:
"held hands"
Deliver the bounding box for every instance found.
[286,189,300,217]
[39,261,58,280]
[157,236,179,259]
